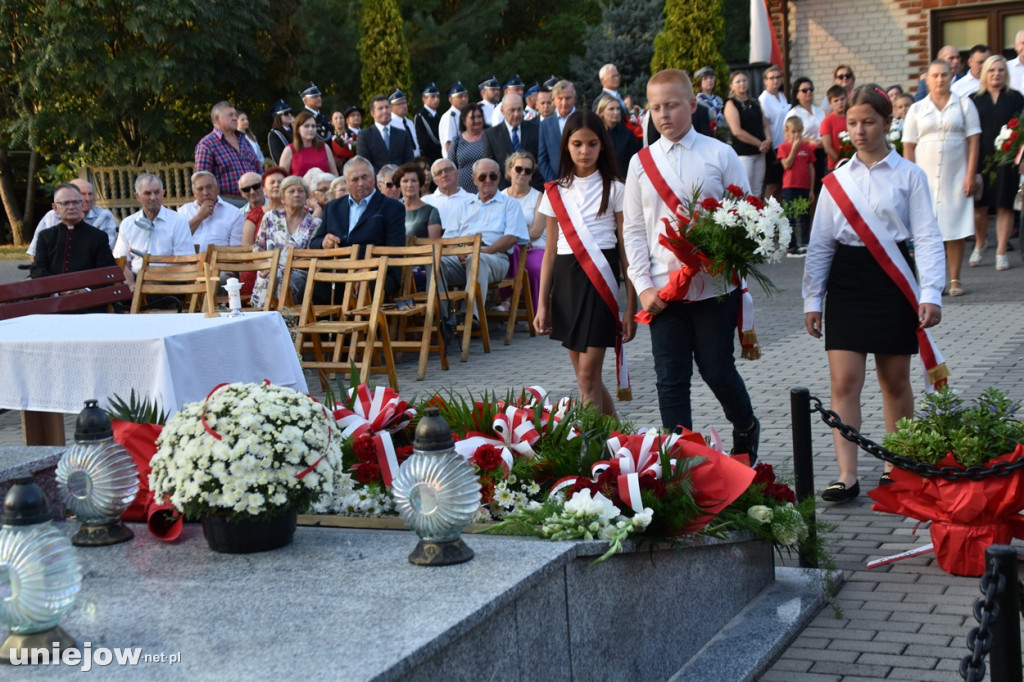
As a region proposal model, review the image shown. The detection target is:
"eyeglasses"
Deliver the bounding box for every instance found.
[513,166,534,175]
[434,167,455,175]
[240,183,261,193]
[54,200,83,208]
[476,172,499,182]
[799,87,814,93]
[382,181,395,188]
[382,298,415,311]
[836,73,853,80]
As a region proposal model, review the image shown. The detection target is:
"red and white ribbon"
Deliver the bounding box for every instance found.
[331,384,416,487]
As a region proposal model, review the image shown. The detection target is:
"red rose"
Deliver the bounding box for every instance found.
[396,445,413,463]
[745,195,765,211]
[1009,118,1019,128]
[726,184,745,198]
[766,483,796,504]
[479,476,495,504]
[354,462,381,484]
[700,197,721,211]
[1005,141,1014,152]
[752,463,776,486]
[470,444,504,471]
[570,478,596,495]
[353,435,377,464]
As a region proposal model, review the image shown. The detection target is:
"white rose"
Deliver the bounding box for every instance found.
[747,505,773,524]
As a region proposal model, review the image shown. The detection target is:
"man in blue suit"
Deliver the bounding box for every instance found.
[537,80,577,182]
[356,95,415,174]
[310,156,405,298]
[482,93,541,191]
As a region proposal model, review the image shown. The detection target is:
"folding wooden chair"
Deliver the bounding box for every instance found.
[129,253,214,314]
[365,243,447,380]
[412,235,490,362]
[207,245,281,311]
[294,257,396,389]
[484,244,537,346]
[277,246,357,311]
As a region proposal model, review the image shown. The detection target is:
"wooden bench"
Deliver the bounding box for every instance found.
[0,266,132,320]
[81,163,195,221]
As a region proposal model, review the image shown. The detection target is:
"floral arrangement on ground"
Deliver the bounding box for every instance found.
[110,380,829,566]
[312,380,828,565]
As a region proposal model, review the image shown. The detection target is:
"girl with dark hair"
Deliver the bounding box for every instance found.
[803,84,946,504]
[534,110,637,415]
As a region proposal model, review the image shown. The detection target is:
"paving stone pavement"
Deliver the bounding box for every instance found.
[1,236,1022,680]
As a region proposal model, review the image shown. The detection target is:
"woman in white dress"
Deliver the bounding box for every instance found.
[902,59,980,297]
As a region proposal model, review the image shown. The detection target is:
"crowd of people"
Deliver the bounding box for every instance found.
[24,39,1024,501]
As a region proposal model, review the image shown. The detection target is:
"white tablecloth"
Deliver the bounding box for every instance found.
[0,312,308,414]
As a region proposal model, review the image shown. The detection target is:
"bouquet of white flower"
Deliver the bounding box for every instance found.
[149,382,343,521]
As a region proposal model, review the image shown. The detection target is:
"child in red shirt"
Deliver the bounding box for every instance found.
[779,117,816,255]
[819,85,848,172]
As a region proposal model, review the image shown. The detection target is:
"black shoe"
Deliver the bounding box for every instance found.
[821,480,860,503]
[730,418,760,466]
[879,472,894,486]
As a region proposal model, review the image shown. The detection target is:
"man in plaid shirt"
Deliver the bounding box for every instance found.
[194,101,263,207]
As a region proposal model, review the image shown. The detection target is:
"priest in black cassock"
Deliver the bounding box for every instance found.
[30,183,115,280]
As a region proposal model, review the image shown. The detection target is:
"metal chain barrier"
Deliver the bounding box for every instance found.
[808,396,1024,481]
[960,557,1006,681]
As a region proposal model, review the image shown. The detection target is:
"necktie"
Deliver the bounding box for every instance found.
[511,127,520,152]
[382,126,390,151]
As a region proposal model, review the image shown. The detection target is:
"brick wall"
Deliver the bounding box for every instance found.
[778,0,997,96]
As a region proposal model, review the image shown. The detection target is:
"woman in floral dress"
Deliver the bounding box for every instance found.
[250,175,321,309]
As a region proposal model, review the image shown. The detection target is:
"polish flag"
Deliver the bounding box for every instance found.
[750,0,783,66]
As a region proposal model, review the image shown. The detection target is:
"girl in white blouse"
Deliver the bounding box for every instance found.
[802,85,945,504]
[535,111,637,416]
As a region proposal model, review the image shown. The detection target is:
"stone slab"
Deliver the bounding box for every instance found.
[670,566,845,682]
[0,444,67,520]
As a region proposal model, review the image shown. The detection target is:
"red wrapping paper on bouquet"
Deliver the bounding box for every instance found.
[868,445,1024,576]
[112,420,183,541]
[635,221,709,325]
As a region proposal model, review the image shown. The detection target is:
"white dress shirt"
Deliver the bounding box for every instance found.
[27,205,118,256]
[785,105,825,141]
[622,128,750,301]
[438,107,461,159]
[758,90,790,150]
[424,187,472,235]
[177,197,245,253]
[114,205,195,273]
[951,72,981,98]
[1008,56,1024,95]
[802,151,945,313]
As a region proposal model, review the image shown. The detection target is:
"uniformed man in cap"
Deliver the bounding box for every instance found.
[478,76,501,122]
[490,74,525,126]
[388,89,420,158]
[524,82,540,121]
[267,99,293,165]
[439,81,469,160]
[300,82,331,142]
[415,82,443,162]
[344,105,363,135]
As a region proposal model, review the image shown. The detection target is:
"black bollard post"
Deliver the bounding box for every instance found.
[986,545,1022,682]
[791,387,816,568]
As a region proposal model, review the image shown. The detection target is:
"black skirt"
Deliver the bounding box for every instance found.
[824,243,918,355]
[551,249,620,352]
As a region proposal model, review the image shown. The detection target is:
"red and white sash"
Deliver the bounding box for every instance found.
[636,145,759,359]
[545,182,632,401]
[821,170,950,390]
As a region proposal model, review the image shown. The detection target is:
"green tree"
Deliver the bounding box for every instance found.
[0,0,281,243]
[569,0,664,101]
[359,0,413,107]
[650,0,728,89]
